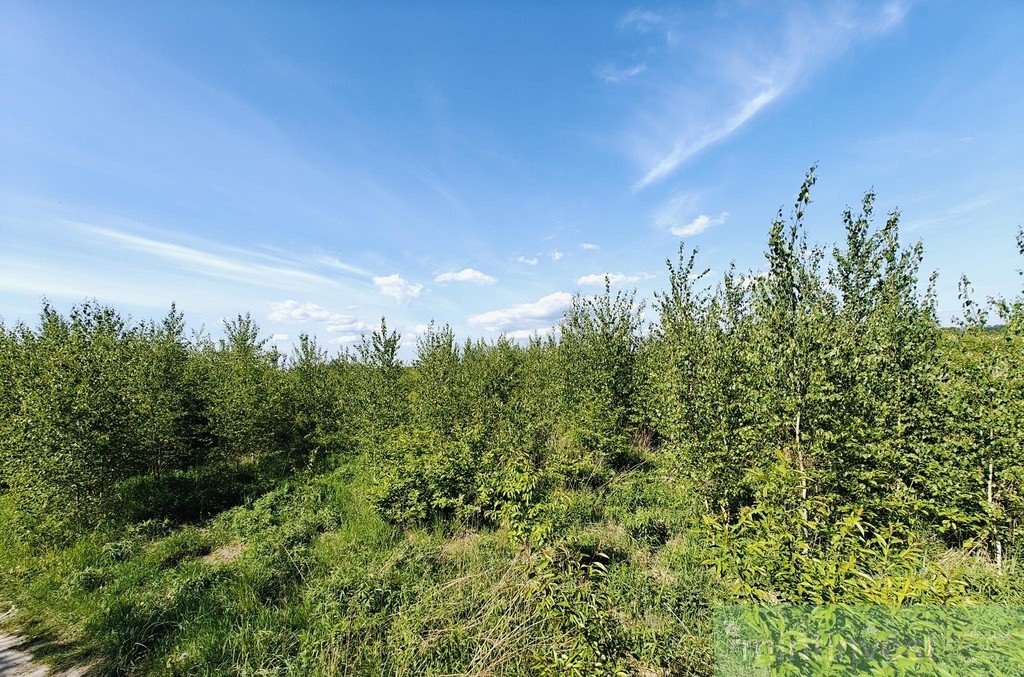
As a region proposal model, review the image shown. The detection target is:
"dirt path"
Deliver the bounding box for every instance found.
[0,612,91,676]
[0,631,50,676]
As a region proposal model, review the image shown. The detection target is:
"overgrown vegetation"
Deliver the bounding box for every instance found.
[2,171,1023,674]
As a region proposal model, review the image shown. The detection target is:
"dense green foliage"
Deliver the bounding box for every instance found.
[2,173,1023,674]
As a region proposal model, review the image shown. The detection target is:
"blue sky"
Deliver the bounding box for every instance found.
[2,1,1023,352]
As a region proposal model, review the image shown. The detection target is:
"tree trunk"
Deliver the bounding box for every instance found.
[795,410,807,501]
[795,409,809,554]
[988,458,1002,568]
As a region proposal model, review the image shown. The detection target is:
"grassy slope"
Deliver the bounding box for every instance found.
[4,446,1022,675]
[0,451,724,676]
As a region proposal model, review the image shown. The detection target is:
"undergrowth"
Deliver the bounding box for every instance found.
[3,177,1024,674]
[1,453,732,675]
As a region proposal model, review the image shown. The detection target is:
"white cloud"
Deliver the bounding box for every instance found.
[579,242,601,251]
[595,62,648,84]
[434,267,497,284]
[671,212,729,238]
[269,299,349,324]
[373,273,423,304]
[390,324,432,351]
[517,255,539,265]
[576,272,655,286]
[551,251,565,261]
[738,271,770,288]
[326,321,369,333]
[269,333,289,342]
[504,326,558,341]
[652,195,729,237]
[268,300,369,335]
[468,291,573,332]
[327,333,362,345]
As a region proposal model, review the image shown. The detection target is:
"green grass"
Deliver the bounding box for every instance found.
[0,453,724,675]
[3,451,1022,676]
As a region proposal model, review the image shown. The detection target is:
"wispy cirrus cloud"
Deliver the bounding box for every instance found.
[516,255,539,265]
[619,8,666,33]
[434,267,497,284]
[902,189,1020,232]
[619,2,911,189]
[579,242,601,251]
[75,222,350,291]
[595,62,648,84]
[636,88,781,189]
[373,273,423,304]
[468,291,572,332]
[314,255,372,277]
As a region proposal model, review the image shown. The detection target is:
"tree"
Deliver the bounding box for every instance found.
[203,314,287,465]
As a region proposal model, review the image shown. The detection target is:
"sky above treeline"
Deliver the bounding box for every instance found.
[2,1,1023,352]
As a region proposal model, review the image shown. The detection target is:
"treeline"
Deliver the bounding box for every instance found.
[1,169,1022,596]
[0,307,345,533]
